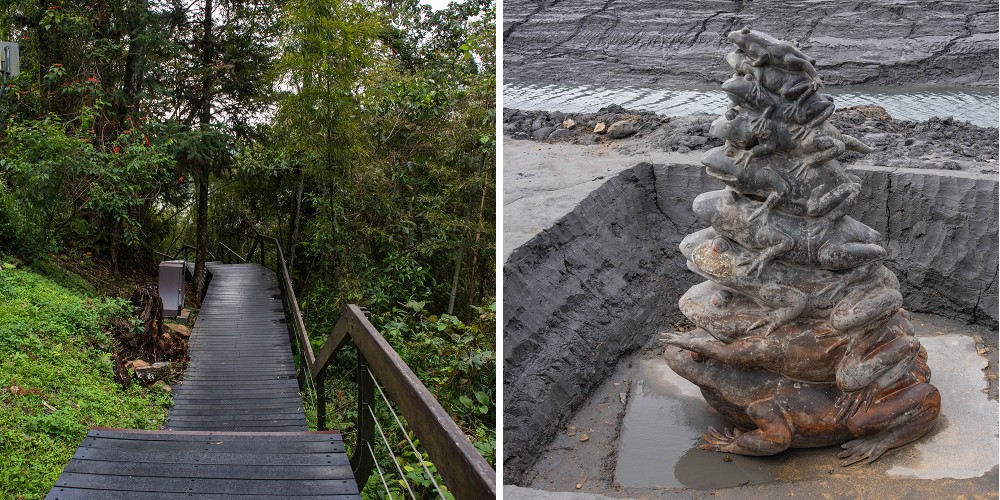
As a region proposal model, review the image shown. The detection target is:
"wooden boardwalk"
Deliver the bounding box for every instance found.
[169,263,306,431]
[47,263,359,499]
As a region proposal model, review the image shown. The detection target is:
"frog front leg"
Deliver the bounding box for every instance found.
[700,399,792,456]
[793,135,845,177]
[750,283,808,335]
[660,330,781,370]
[739,229,794,277]
[806,182,860,221]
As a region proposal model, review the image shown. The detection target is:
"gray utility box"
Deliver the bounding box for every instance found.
[159,261,185,317]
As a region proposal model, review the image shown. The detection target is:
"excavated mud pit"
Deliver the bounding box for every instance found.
[504,159,999,497]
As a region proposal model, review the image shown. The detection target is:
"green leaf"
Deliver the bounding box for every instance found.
[474,391,489,405]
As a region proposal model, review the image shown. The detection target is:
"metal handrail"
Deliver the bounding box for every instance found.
[248,235,496,499]
[158,244,216,264]
[218,242,246,265]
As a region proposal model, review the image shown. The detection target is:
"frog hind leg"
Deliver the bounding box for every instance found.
[700,399,793,456]
[840,380,940,465]
[818,241,887,269]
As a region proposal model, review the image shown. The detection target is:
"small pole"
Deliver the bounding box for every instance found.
[316,371,326,431]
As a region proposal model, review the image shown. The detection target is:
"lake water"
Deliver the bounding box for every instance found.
[504,82,999,128]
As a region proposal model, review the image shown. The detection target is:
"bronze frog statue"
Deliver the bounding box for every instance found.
[680,228,902,335]
[692,189,886,274]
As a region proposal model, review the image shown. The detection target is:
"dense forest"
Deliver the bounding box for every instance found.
[0,0,495,497]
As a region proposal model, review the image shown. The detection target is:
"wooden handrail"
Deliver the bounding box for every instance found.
[248,234,496,499]
[330,305,497,498]
[249,236,315,367]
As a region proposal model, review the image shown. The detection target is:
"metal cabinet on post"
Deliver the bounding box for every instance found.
[159,261,185,317]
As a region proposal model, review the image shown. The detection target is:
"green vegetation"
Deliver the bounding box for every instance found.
[1,0,495,495]
[0,267,171,499]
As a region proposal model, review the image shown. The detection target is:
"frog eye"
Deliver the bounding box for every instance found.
[741,27,751,34]
[711,237,731,253]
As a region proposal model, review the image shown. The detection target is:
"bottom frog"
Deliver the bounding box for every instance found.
[663,330,939,466]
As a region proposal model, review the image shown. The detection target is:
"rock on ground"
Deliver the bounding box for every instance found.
[503,106,1000,174]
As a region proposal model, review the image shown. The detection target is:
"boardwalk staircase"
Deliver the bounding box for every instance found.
[47,237,495,499]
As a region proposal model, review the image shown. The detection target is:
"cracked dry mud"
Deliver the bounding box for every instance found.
[504,0,998,88]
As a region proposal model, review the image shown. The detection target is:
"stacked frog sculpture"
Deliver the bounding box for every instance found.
[662,28,940,466]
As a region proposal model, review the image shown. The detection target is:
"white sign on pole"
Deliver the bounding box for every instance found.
[1,42,19,78]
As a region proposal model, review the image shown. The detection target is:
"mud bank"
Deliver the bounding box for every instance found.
[502,161,999,483]
[503,0,999,88]
[503,106,1000,173]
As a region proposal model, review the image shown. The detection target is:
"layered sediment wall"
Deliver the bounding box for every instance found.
[502,161,999,482]
[503,0,999,87]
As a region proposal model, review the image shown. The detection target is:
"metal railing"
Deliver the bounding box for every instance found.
[246,235,496,498]
[217,242,246,264]
[154,244,216,264]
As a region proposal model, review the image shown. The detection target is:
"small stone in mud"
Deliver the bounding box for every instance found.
[607,120,637,139]
[594,122,606,134]
[563,118,576,129]
[580,433,589,442]
[549,128,572,140]
[532,126,556,141]
[576,483,582,489]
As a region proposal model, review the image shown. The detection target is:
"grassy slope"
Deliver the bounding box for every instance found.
[0,267,171,499]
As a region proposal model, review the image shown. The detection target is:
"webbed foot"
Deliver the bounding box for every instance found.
[750,115,769,136]
[737,254,771,279]
[735,149,754,168]
[836,384,879,421]
[790,159,811,178]
[839,436,891,466]
[790,125,810,141]
[746,317,774,336]
[699,426,743,451]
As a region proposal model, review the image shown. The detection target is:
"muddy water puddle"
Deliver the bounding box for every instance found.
[504,82,999,128]
[616,356,900,489]
[616,358,785,489]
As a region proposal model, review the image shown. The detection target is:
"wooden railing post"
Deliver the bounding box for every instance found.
[350,348,375,487]
[316,370,327,431]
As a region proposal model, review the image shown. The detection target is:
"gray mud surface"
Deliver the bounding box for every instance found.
[503,105,1000,173]
[503,0,999,88]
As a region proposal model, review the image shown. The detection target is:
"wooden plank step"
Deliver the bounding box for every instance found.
[48,429,358,499]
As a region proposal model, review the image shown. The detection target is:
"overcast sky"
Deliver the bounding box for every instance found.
[424,0,454,11]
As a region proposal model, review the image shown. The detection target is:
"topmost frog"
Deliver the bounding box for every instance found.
[727,27,823,92]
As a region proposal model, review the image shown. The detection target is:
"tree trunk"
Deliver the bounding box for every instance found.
[194,0,214,303]
[194,166,209,303]
[110,219,121,276]
[287,167,305,271]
